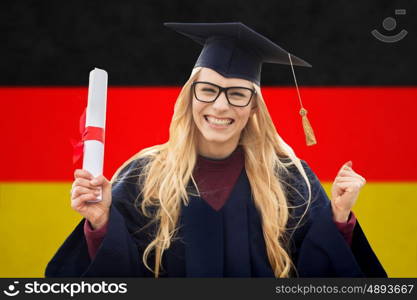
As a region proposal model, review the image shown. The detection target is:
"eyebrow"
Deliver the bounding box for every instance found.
[198,80,253,89]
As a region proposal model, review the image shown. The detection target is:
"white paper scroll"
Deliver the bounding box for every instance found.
[83,68,108,201]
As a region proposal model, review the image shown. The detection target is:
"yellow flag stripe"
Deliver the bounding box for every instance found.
[0,182,416,277]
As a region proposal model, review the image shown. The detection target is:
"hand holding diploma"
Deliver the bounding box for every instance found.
[71,169,112,230]
[70,68,112,229]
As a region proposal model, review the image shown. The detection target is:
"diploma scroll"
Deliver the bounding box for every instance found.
[83,68,108,202]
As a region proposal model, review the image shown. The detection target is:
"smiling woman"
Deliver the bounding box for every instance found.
[45,22,386,278]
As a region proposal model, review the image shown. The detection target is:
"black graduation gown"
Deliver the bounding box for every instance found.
[45,158,387,277]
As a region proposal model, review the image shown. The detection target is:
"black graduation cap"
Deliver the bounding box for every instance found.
[163,22,311,86]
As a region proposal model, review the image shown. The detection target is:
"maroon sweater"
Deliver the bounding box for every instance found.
[84,148,356,259]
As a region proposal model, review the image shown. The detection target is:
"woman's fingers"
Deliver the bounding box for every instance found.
[72,178,93,189]
[335,175,365,183]
[71,178,99,198]
[71,193,98,209]
[337,161,351,174]
[71,175,111,203]
[334,162,366,195]
[335,181,363,189]
[74,169,93,179]
[337,161,361,177]
[72,186,101,198]
[334,179,359,185]
[89,175,111,188]
[337,168,366,180]
[338,167,358,176]
[70,171,111,228]
[334,182,362,193]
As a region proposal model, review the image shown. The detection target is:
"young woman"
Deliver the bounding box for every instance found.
[46,23,386,278]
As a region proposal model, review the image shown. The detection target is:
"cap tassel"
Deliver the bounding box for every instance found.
[300,108,317,146]
[288,53,317,146]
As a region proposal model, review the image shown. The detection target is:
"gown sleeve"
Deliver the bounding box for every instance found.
[287,160,387,277]
[45,158,154,277]
[84,219,108,259]
[333,211,357,246]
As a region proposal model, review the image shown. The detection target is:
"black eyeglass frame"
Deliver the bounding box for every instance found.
[191,81,256,107]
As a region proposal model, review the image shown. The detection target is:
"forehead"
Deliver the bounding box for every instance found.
[197,68,254,88]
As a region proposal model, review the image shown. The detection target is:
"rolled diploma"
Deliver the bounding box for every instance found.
[83,68,108,202]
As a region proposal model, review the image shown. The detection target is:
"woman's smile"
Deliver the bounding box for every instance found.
[204,115,235,129]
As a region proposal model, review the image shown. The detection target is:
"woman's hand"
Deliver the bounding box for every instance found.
[331,161,366,222]
[71,169,112,229]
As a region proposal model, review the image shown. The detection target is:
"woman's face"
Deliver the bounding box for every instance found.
[192,68,257,154]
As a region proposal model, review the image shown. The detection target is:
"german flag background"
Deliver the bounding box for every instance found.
[1,0,416,277]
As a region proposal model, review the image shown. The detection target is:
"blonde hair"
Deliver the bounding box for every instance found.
[111,67,312,277]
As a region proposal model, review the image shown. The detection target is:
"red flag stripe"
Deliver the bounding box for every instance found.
[0,87,416,181]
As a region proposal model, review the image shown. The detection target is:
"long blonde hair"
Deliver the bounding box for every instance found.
[111,67,312,277]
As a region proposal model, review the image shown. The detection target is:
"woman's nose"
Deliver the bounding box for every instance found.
[212,91,230,111]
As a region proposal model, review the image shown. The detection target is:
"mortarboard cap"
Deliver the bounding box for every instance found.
[163,22,311,86]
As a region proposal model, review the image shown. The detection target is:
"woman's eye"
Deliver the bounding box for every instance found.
[230,92,245,97]
[201,88,216,93]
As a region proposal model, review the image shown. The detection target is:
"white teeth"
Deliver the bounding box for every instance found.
[206,116,233,125]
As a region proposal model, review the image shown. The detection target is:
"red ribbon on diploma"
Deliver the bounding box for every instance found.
[71,108,105,165]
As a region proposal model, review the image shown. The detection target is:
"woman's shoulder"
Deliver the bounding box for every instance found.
[276,156,324,207]
[277,156,318,183]
[108,155,152,207]
[111,146,162,183]
[112,156,149,180]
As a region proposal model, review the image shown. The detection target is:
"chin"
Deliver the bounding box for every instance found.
[201,132,232,144]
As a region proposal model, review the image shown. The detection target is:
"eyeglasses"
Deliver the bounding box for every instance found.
[191,81,256,107]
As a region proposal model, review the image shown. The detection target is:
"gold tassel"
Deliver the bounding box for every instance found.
[288,52,317,146]
[299,108,317,146]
